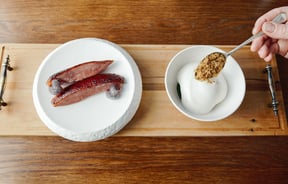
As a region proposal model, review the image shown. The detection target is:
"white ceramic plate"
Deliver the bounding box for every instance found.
[165,45,246,121]
[33,38,142,141]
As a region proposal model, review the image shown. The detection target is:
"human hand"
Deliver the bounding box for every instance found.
[250,7,288,61]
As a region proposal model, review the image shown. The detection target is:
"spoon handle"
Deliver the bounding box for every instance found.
[226,13,287,57]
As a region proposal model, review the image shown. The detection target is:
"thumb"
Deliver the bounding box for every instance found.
[262,22,288,39]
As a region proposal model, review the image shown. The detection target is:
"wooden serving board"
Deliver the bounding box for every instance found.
[0,44,287,136]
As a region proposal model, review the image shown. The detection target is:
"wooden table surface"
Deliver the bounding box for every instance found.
[1,0,288,183]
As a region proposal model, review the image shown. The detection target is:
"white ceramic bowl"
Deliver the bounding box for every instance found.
[165,45,246,121]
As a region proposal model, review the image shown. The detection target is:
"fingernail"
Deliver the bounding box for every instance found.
[263,22,275,33]
[252,27,257,35]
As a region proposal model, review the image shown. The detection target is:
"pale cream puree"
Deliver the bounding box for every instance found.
[177,62,228,114]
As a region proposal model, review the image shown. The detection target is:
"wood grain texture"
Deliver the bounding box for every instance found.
[1,0,288,183]
[1,136,288,184]
[0,0,286,45]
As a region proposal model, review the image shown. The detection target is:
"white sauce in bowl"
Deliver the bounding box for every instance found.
[177,63,228,114]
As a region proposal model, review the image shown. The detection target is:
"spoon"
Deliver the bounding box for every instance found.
[195,13,287,81]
